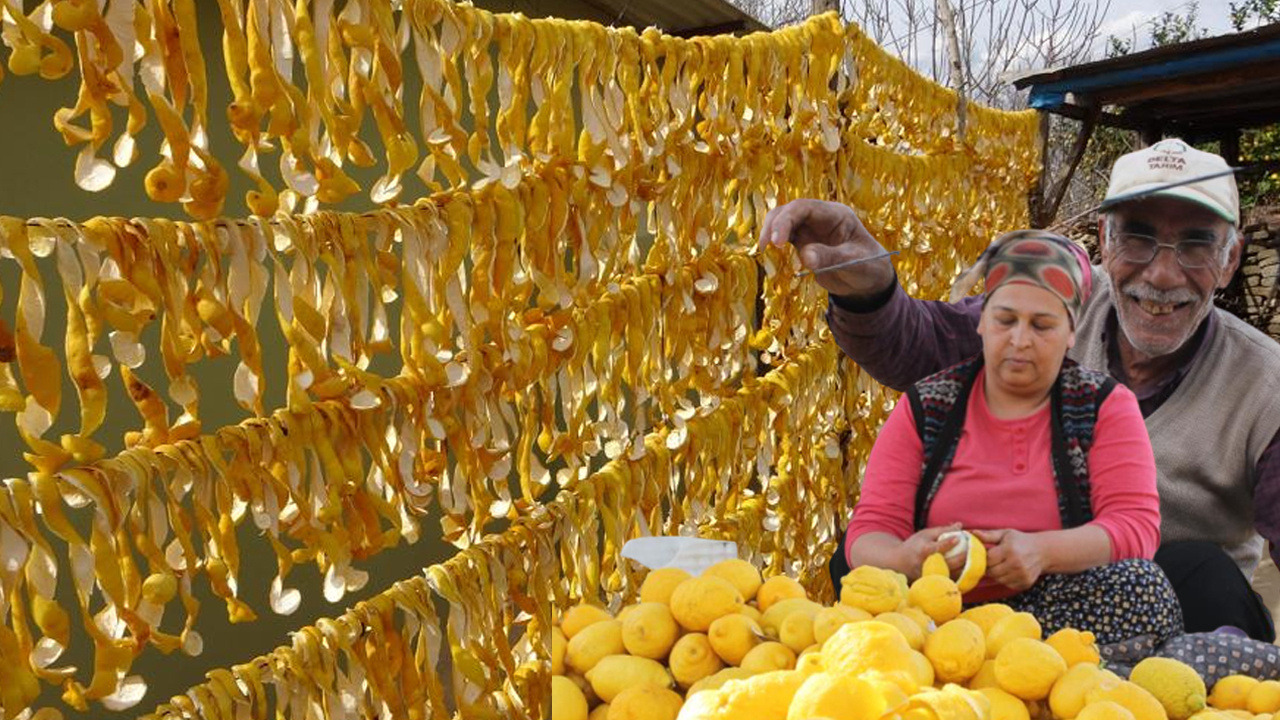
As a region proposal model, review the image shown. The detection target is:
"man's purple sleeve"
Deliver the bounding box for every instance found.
[824,283,985,392]
[1253,432,1280,568]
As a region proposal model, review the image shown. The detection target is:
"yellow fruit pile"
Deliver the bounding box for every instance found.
[552,560,1278,720]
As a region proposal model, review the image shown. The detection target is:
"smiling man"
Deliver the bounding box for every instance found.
[762,139,1280,640]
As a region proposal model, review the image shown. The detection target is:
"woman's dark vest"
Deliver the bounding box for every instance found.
[905,354,1117,531]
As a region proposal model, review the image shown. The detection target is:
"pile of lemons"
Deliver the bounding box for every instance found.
[550,532,1276,720]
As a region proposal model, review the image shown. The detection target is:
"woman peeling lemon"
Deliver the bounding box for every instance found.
[836,231,1182,644]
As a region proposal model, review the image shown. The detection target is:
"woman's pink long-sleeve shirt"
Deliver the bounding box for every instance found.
[844,371,1161,601]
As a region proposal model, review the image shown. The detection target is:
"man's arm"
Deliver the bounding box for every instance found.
[826,279,984,392]
[1253,428,1280,568]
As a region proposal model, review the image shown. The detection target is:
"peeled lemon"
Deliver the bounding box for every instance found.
[670,576,744,632]
[908,575,963,623]
[986,612,1042,658]
[620,602,679,660]
[1130,657,1206,720]
[640,568,691,606]
[708,613,764,666]
[994,638,1066,701]
[841,566,905,614]
[924,618,986,684]
[757,576,808,611]
[938,530,988,592]
[552,675,589,720]
[1210,677,1260,711]
[704,559,763,603]
[669,633,724,688]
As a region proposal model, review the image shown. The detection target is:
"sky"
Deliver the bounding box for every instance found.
[1098,0,1240,52]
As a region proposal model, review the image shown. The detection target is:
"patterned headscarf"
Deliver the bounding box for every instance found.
[950,230,1092,325]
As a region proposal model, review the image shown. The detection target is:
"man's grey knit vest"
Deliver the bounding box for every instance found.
[1072,268,1280,578]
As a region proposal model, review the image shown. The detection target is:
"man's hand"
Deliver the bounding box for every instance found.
[973,529,1046,592]
[758,199,896,299]
[894,523,964,580]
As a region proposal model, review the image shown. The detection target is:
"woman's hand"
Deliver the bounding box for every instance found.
[973,529,1046,591]
[894,523,964,579]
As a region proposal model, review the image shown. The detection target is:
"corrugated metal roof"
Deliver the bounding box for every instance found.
[473,0,769,36]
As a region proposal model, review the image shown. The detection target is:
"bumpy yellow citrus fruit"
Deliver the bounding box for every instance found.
[670,633,724,688]
[562,603,614,638]
[813,604,872,645]
[1046,628,1100,667]
[1210,677,1261,711]
[780,610,818,653]
[552,675,589,720]
[1050,662,1112,719]
[924,618,986,684]
[981,687,1033,720]
[907,684,991,720]
[877,611,927,651]
[757,576,808,612]
[1078,701,1139,720]
[788,672,904,720]
[986,612,1042,658]
[621,602,679,660]
[796,649,825,675]
[740,641,797,674]
[708,613,764,666]
[908,575,963,623]
[1087,677,1169,720]
[910,650,937,687]
[609,684,684,720]
[681,670,806,719]
[704,559,763,603]
[686,667,755,698]
[994,638,1066,701]
[1248,681,1280,715]
[960,604,1015,636]
[938,531,988,593]
[761,598,822,639]
[670,576,744,632]
[1130,657,1207,720]
[899,606,935,633]
[640,567,692,606]
[588,702,609,720]
[567,619,625,674]
[823,621,917,680]
[841,566,905,614]
[553,627,568,675]
[586,655,673,703]
[970,660,1000,690]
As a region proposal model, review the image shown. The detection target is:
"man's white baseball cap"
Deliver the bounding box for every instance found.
[1103,138,1239,225]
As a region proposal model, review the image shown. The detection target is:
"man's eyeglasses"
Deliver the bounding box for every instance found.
[1110,233,1225,270]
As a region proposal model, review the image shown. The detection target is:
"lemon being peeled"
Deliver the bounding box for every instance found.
[923,530,988,593]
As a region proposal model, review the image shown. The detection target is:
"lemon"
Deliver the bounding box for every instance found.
[670,633,724,688]
[823,621,917,680]
[923,553,952,578]
[796,650,826,675]
[740,641,797,674]
[813,605,873,645]
[609,684,684,720]
[681,670,805,720]
[757,576,808,612]
[568,620,625,674]
[1248,681,1280,714]
[937,531,989,593]
[986,612,1042,658]
[780,610,817,653]
[686,667,755,698]
[1087,677,1169,720]
[620,603,679,660]
[877,611,927,650]
[910,649,937,687]
[909,575,963,623]
[1130,657,1207,720]
[994,638,1066,701]
[761,598,822,639]
[568,672,600,706]
[923,618,986,684]
[981,687,1032,720]
[738,604,763,623]
[1050,663,1112,719]
[841,566,906,614]
[788,672,904,720]
[906,684,991,720]
[1210,677,1261,711]
[960,604,1015,636]
[553,675,589,720]
[970,660,1000,690]
[586,655,674,703]
[670,576,744,632]
[899,606,936,633]
[640,568,692,605]
[563,603,615,638]
[704,559,763,603]
[590,703,610,720]
[1078,702,1139,720]
[708,613,764,666]
[554,627,568,675]
[1046,629,1100,668]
